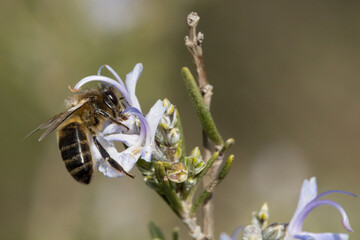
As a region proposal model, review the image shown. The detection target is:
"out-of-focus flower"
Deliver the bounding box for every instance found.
[219,227,243,240]
[75,64,166,177]
[284,177,355,240]
[222,177,355,240]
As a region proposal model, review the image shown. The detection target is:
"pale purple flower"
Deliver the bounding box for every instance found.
[75,63,142,111]
[219,227,242,240]
[103,100,166,162]
[285,177,356,240]
[75,64,166,177]
[90,136,141,178]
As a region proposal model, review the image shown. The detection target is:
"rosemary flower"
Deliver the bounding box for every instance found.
[75,64,166,177]
[285,177,355,240]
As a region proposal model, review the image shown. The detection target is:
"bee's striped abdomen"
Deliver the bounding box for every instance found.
[58,122,93,184]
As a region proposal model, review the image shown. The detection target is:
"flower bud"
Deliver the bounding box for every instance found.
[163,98,175,116]
[174,140,182,148]
[189,157,205,175]
[166,163,188,183]
[166,128,180,145]
[190,147,201,159]
[251,202,269,230]
[242,225,262,240]
[173,146,182,160]
[160,115,171,130]
[169,111,177,128]
[155,129,164,143]
[262,223,287,240]
[163,98,171,108]
[166,104,175,116]
[183,147,205,175]
[151,146,168,162]
[258,202,269,229]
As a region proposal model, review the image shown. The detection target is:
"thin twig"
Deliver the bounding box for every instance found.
[185,12,207,90]
[181,212,205,240]
[185,12,224,239]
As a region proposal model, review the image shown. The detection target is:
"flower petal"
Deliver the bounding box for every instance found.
[98,65,126,88]
[219,233,232,240]
[104,133,140,147]
[139,100,166,161]
[292,199,353,234]
[231,227,243,240]
[146,100,167,140]
[141,145,152,162]
[102,123,125,135]
[285,178,355,240]
[123,107,149,146]
[103,116,139,135]
[98,146,141,178]
[89,135,140,178]
[288,177,318,232]
[314,190,357,200]
[298,232,349,240]
[298,177,318,212]
[125,63,143,111]
[74,75,130,101]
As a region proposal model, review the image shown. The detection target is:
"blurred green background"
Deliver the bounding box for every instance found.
[1,0,359,239]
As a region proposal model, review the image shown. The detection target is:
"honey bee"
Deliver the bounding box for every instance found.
[27,85,134,184]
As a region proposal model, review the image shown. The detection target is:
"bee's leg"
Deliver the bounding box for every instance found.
[119,97,130,109]
[92,136,135,179]
[94,109,129,131]
[118,98,129,121]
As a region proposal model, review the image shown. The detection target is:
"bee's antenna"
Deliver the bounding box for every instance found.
[99,83,112,91]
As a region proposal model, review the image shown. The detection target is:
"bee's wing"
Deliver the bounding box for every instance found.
[25,99,90,141]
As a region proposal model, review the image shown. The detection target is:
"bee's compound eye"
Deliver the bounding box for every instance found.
[105,91,119,106]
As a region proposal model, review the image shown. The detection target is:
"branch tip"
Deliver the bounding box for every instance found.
[187,12,200,27]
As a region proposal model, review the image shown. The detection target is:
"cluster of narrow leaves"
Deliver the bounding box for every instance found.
[137,87,234,220]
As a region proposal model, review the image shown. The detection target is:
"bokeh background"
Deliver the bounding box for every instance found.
[1,1,360,239]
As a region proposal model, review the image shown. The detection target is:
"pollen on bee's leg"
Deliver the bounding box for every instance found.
[68,85,80,92]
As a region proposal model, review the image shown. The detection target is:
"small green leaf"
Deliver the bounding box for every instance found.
[218,154,234,181]
[175,109,186,161]
[136,158,153,173]
[172,227,180,240]
[190,155,234,216]
[196,151,219,181]
[219,138,235,156]
[181,67,223,145]
[149,221,166,240]
[155,162,184,216]
[183,151,219,200]
[183,148,206,176]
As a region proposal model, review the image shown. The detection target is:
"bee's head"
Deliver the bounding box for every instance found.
[100,84,120,112]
